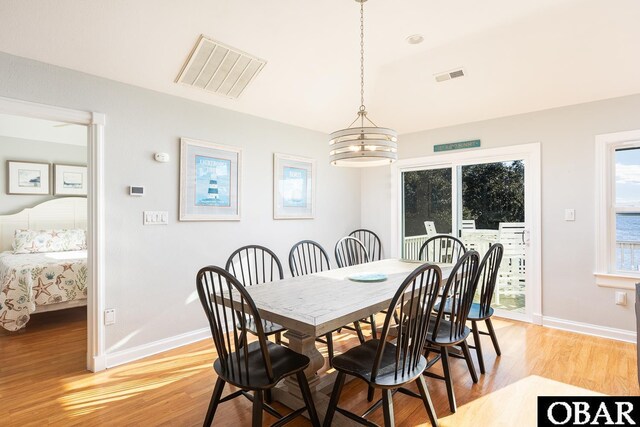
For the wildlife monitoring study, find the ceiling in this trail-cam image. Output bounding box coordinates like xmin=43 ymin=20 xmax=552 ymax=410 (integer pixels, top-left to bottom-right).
xmin=0 ymin=113 xmax=87 ymax=146
xmin=0 ymin=0 xmax=638 ymax=134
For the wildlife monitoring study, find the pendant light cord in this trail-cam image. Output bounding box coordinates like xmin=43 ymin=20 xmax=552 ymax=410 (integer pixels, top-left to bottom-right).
xmin=360 ymin=0 xmax=365 ymax=117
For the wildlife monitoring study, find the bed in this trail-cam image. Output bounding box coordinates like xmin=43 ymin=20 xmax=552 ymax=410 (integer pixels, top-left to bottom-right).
xmin=0 ymin=198 xmax=87 ymax=331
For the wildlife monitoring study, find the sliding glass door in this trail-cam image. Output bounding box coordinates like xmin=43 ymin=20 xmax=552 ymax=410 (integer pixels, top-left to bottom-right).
xmin=400 ymin=156 xmax=533 ymax=319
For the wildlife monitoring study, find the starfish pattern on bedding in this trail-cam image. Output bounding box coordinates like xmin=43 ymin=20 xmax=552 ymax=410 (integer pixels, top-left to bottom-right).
xmin=61 ymin=263 xmax=74 ymax=273
xmin=0 ymin=311 xmax=15 ymax=328
xmin=33 ymin=277 xmax=54 ymax=299
xmin=2 ymin=282 xmax=16 ymax=296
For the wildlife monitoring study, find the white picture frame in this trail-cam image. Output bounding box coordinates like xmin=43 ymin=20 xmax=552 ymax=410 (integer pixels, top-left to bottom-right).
xmin=54 ymin=164 xmax=87 ymax=196
xmin=6 ymin=160 xmax=50 ymax=195
xmin=180 ymin=138 xmax=242 ymax=221
xmin=273 ymin=153 xmax=315 ymax=219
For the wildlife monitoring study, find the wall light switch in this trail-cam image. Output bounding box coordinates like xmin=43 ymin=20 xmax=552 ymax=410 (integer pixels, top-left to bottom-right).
xmin=143 ymin=211 xmax=169 ymax=225
xmin=564 ymin=209 xmax=575 ymax=221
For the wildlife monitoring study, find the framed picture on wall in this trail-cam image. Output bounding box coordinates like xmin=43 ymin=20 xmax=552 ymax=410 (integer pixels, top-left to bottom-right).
xmin=54 ymin=164 xmax=87 ymax=196
xmin=273 ymin=153 xmax=315 ymax=219
xmin=6 ymin=160 xmax=50 ymax=195
xmin=180 ymin=138 xmax=242 ymax=221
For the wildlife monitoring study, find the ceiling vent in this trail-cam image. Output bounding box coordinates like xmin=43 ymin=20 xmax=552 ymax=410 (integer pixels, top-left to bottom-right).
xmin=176 ymin=35 xmax=266 ymax=99
xmin=434 ymin=68 xmax=465 ymax=83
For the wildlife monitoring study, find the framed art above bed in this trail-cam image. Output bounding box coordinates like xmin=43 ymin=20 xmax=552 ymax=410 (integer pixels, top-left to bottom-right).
xmin=54 ymin=164 xmax=88 ymax=196
xmin=6 ymin=160 xmax=50 ymax=195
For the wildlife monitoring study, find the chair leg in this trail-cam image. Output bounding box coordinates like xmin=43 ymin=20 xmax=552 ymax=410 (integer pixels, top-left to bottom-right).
xmin=252 ymin=390 xmax=264 ymax=427
xmin=275 ymin=331 xmax=282 ymax=345
xmin=471 ymin=321 xmax=485 ymax=375
xmin=382 ymin=389 xmax=395 ymax=426
xmin=485 ymin=318 xmax=501 ymax=356
xmin=296 ymin=371 xmax=320 ymax=427
xmin=440 ymin=347 xmax=456 ymax=413
xmin=367 ymin=385 xmax=375 ymax=402
xmin=323 ymin=372 xmax=346 ymax=427
xmin=265 ymin=389 xmax=273 ymax=404
xmin=326 ymin=333 xmax=334 ymax=367
xmin=203 ymin=377 xmax=225 ymax=427
xmin=370 ymin=315 xmax=378 ymax=339
xmin=353 ymin=321 xmax=366 ymax=344
xmin=461 ymin=339 xmax=478 ymax=384
xmin=416 ymin=375 xmax=438 ymax=427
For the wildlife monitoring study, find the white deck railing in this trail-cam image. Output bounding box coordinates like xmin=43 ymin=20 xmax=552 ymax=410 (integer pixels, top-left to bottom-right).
xmin=403 ymin=236 xmax=640 ymax=271
xmin=617 ymin=240 xmax=640 ymax=271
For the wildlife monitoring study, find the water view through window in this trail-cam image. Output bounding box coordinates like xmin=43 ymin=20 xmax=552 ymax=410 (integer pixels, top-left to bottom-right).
xmin=615 ymin=146 xmax=640 ymax=272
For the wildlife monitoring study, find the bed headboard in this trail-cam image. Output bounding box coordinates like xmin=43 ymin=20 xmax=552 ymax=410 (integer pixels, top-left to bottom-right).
xmin=0 ymin=198 xmax=87 ymax=252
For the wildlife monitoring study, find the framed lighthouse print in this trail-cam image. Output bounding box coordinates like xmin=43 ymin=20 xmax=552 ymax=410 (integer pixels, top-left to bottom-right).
xmin=180 ymin=138 xmax=241 ymax=221
xmin=273 ymin=153 xmax=315 ymax=219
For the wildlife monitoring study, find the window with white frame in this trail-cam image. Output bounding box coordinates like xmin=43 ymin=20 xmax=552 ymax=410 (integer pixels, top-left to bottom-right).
xmin=595 ymin=129 xmax=640 ymax=288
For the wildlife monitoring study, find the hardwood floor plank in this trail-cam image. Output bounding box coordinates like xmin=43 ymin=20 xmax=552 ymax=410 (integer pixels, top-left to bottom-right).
xmin=1 ymin=308 xmax=638 ymax=426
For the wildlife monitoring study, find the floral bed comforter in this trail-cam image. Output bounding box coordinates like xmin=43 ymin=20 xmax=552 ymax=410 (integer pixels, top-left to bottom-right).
xmin=0 ymin=250 xmax=87 ymax=331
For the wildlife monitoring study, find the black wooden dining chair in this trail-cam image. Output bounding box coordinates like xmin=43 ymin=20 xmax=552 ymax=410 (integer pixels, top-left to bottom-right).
xmin=466 ymin=243 xmax=504 ymax=374
xmin=418 ymin=235 xmax=466 ymax=264
xmin=335 ymin=236 xmax=370 ymax=268
xmin=349 ymin=229 xmax=383 ymax=261
xmin=323 ymin=263 xmax=442 ymax=427
xmin=334 ymin=236 xmax=377 ymax=343
xmin=226 ymin=245 xmax=286 ymax=345
xmin=196 ymin=265 xmax=320 ymax=427
xmin=423 ymin=250 xmax=480 ymax=413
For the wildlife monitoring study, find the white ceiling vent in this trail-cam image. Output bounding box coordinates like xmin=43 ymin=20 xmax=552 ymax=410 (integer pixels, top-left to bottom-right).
xmin=434 ymin=68 xmax=466 ymax=83
xmin=176 ymin=35 xmax=266 ymax=99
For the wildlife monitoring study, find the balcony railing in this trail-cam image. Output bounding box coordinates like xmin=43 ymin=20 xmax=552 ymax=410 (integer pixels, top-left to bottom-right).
xmin=617 ymin=240 xmax=640 ymax=272
xmin=403 ymin=236 xmax=640 ymax=272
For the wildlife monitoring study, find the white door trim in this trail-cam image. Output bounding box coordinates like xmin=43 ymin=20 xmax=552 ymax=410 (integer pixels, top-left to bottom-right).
xmin=390 ymin=143 xmax=542 ymax=324
xmin=0 ymin=96 xmax=106 ymax=371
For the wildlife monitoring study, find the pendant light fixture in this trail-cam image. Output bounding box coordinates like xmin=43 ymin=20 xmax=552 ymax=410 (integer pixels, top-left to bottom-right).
xmin=329 ymin=0 xmax=398 ymax=167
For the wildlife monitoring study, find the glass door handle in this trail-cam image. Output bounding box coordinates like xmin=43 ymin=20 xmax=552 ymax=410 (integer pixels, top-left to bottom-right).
xmin=523 ymin=229 xmax=531 ymax=246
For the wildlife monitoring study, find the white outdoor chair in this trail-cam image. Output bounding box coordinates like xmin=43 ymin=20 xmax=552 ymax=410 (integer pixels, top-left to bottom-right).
xmin=424 ymin=221 xmax=437 ymax=236
xmin=461 ymin=219 xmax=476 ymax=230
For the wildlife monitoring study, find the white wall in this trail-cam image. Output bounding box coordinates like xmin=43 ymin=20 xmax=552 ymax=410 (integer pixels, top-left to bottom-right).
xmin=0 ymin=52 xmax=361 ymax=354
xmin=363 ymin=94 xmax=640 ymax=333
xmin=0 ymin=135 xmax=87 ymax=215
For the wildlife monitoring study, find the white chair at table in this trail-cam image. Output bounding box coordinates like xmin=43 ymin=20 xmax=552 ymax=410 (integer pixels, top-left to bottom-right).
xmin=496 ymin=222 xmax=526 ymax=304
xmin=424 ymin=220 xmax=438 ymax=236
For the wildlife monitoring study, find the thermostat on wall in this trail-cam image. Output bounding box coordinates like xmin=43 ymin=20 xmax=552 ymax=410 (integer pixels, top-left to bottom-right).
xmin=130 ymin=186 xmax=145 ymax=196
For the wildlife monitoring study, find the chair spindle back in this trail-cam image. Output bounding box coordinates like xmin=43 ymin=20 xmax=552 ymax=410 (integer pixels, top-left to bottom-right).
xmin=225 ymin=245 xmax=284 ymax=286
xmin=289 ymin=240 xmax=331 ymax=277
xmin=349 ymin=229 xmax=383 ymax=261
xmin=419 ymin=235 xmax=466 ymax=264
xmin=334 ymin=236 xmax=370 ymax=268
xmin=475 ymin=243 xmax=504 ymax=318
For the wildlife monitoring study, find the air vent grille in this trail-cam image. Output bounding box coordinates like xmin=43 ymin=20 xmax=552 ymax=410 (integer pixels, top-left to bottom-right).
xmin=434 ymin=68 xmax=465 ymax=83
xmin=176 ymin=35 xmax=266 ymax=99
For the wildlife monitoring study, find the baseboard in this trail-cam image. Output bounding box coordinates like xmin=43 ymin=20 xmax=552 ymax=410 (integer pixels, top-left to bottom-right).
xmin=542 ymin=316 xmax=636 ymax=343
xmin=105 ymin=327 xmax=210 ymax=368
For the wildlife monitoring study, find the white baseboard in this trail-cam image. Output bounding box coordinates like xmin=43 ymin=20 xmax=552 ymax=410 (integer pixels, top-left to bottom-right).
xmin=105 ymin=327 xmax=210 ymax=368
xmin=542 ymin=316 xmax=636 ymax=343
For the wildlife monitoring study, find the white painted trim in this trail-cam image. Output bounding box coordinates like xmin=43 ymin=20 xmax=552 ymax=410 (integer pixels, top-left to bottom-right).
xmin=0 ymin=96 xmax=106 ymax=372
xmin=542 ymin=316 xmax=636 ymax=343
xmin=105 ymin=328 xmax=211 ymax=368
xmin=594 ymin=272 xmax=639 ymax=290
xmin=594 ymin=129 xmax=640 ymax=289
xmin=390 ymin=143 xmax=542 ymax=324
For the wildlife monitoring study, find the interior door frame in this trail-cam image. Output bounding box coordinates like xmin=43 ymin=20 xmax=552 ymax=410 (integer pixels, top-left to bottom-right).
xmin=0 ymin=96 xmax=106 ymax=371
xmin=390 ymin=143 xmax=542 ymax=324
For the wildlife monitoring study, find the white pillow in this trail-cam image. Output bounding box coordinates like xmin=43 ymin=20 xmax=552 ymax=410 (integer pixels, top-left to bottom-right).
xmin=12 ymin=229 xmax=87 ymax=254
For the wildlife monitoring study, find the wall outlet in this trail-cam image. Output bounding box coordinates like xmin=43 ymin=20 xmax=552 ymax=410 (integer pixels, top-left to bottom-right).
xmin=564 ymin=209 xmax=575 ymax=221
xmin=615 ymin=291 xmax=627 ymax=306
xmin=104 ymin=308 xmax=116 ymax=325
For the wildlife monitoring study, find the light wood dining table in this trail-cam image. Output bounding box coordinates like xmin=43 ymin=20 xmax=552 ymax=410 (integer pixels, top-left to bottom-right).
xmin=242 ymin=258 xmax=454 ymax=424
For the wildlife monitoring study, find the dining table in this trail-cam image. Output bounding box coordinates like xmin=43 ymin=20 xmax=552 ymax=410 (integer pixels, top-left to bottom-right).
xmin=242 ymin=258 xmax=454 ymax=424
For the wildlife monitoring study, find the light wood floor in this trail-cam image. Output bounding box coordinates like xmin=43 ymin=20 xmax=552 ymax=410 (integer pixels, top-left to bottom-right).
xmin=1 ymin=307 xmax=638 ymax=426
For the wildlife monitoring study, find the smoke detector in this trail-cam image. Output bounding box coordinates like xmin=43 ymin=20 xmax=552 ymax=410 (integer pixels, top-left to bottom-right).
xmin=434 ymin=68 xmax=466 ymax=83
xmin=176 ymin=35 xmax=266 ymax=99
